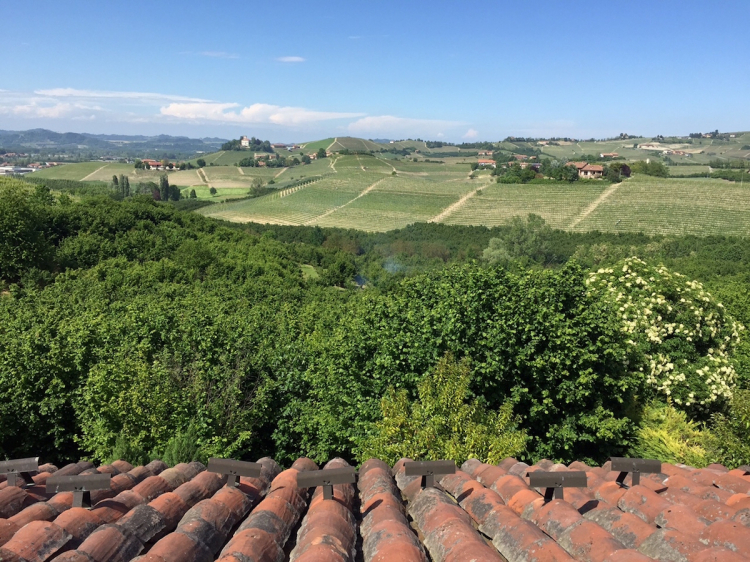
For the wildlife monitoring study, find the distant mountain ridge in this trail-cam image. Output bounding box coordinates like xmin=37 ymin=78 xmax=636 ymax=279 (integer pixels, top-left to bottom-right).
xmin=0 ymin=128 xmax=228 ymax=159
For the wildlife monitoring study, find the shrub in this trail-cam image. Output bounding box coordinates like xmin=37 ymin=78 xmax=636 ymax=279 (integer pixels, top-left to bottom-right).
xmin=357 ymin=354 xmax=527 ymax=465
xmin=157 ymin=425 xmax=204 ymax=466
xmin=630 ymin=403 xmax=709 ymax=467
xmin=587 ymin=257 xmax=744 ymax=415
xmin=705 ymin=389 xmax=750 ymax=468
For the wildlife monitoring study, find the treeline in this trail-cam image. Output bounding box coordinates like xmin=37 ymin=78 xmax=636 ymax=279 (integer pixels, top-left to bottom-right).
xmin=222 ymin=136 xmax=273 ymax=152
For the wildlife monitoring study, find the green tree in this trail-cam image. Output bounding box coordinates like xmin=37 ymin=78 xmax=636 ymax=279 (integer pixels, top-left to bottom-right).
xmin=189 ymin=189 xmax=197 ymax=199
xmin=482 ymin=214 xmax=556 ymax=265
xmin=0 ymin=183 xmax=52 ymax=282
xmin=209 ymin=187 xmax=217 ymax=195
xmin=358 ymin=354 xmax=528 ymax=465
xmin=197 ymin=158 xmax=206 ymax=168
xmin=112 ymin=175 xmax=119 ymax=186
xmin=159 ymin=174 xmax=169 ymax=202
xmin=316 ymin=148 xmax=327 ymax=159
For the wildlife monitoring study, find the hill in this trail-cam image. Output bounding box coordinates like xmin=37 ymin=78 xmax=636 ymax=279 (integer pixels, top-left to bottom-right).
xmin=20 ymin=133 xmax=750 ymax=236
xmin=326 ymin=136 xmax=384 ymax=153
xmin=0 ymin=128 xmax=226 ymax=160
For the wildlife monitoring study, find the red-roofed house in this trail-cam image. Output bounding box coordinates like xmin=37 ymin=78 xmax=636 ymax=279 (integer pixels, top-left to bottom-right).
xmin=477 ymin=159 xmax=496 ymax=168
xmin=580 ymin=164 xmax=603 ymax=178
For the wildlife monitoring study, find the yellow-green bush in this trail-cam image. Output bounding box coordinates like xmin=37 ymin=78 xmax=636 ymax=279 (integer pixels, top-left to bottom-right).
xmin=357 ymin=354 xmax=528 ymax=465
xmin=630 ymin=403 xmax=710 ymax=467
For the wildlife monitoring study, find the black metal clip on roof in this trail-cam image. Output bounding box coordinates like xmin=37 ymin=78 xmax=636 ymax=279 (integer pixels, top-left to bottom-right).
xmin=527 ymin=470 xmax=587 ymax=502
xmin=297 ymin=467 xmax=357 ymax=500
xmin=207 ymin=458 xmax=262 ymax=488
xmin=0 ymin=457 xmax=39 ymax=488
xmin=46 ymin=473 xmax=111 ymax=508
xmin=404 ymin=460 xmax=456 ymax=488
xmin=610 ymin=457 xmax=661 ymax=487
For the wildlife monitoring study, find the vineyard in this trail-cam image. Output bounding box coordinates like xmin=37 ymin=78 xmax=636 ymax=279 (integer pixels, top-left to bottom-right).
xmin=24 ymin=144 xmax=750 ymax=235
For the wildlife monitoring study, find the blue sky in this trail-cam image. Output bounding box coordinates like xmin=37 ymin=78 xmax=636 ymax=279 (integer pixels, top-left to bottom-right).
xmin=1 ymin=0 xmax=748 ymax=142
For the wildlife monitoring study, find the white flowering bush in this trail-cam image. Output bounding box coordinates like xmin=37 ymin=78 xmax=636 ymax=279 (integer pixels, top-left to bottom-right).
xmin=586 ymin=257 xmax=744 ymax=414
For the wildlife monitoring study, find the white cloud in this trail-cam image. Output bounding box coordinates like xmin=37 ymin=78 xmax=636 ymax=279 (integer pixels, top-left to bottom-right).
xmin=34 ymin=88 xmax=211 ymax=103
xmin=463 ymin=128 xmax=479 ymax=139
xmin=200 ymin=51 xmax=240 ymax=59
xmin=276 ymin=56 xmax=305 ymax=63
xmin=6 ymin=102 xmax=76 ymax=118
xmin=160 ymin=101 xmax=364 ymax=125
xmin=347 ymin=115 xmax=464 ymax=137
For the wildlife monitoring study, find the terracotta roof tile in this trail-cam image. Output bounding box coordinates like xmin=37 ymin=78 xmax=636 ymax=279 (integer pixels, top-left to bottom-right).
xmin=2 ymin=455 xmax=749 ymax=560
xmin=584 ymin=506 xmax=656 ymax=549
xmin=0 ymin=519 xmax=71 ymax=561
xmin=617 ymin=485 xmax=672 ymax=524
xmin=638 ymin=527 xmax=708 ymax=559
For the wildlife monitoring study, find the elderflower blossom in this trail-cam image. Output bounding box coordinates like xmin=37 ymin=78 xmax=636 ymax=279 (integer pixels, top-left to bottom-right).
xmin=587 ymin=257 xmax=742 ymax=412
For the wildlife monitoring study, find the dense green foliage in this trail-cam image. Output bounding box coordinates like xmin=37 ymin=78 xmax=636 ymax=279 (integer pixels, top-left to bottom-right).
xmin=358 ymin=354 xmax=527 ymax=465
xmin=630 ymin=160 xmax=670 ymax=177
xmin=630 ymin=403 xmax=710 ymax=467
xmin=1 ymin=176 xmax=748 ymax=468
xmin=222 ymin=137 xmax=273 ymax=152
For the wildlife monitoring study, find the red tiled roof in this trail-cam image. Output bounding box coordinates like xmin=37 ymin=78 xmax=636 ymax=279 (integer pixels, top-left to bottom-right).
xmin=583 ymin=164 xmax=604 ymax=172
xmin=1 ymin=457 xmax=749 ymax=561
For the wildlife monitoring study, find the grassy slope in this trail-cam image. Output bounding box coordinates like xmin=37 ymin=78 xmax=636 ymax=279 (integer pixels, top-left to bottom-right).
xmin=30 ymin=162 xmax=109 ymax=181
xmin=327 ymin=137 xmax=383 ymax=153
xmin=574 ymin=175 xmax=750 ymax=236
xmin=299 ymin=138 xmax=335 ymax=152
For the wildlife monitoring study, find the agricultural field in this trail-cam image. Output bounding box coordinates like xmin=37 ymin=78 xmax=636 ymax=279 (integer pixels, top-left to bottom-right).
xmin=326 ymin=137 xmax=383 ymax=153
xmin=668 ymin=165 xmax=711 ymax=175
xmin=200 ymin=172 xmax=384 ymax=225
xmin=572 ymin=175 xmax=750 ymax=237
xmin=30 ymin=162 xmax=114 ymax=181
xmin=442 ymin=182 xmax=606 ymax=230
xmin=538 ymin=139 xmax=649 ymax=161
xmin=298 ymin=138 xmax=335 ymax=152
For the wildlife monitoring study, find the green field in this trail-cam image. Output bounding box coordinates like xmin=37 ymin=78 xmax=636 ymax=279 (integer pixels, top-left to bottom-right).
xmin=200 ymin=172 xmax=384 ymax=225
xmin=668 ymin=165 xmax=711 ymax=175
xmin=443 ymin=182 xmax=606 ymax=230
xmin=299 ymin=138 xmax=335 ymax=152
xmin=326 ymin=136 xmax=383 ymax=153
xmin=31 ymin=162 xmax=112 ymax=181
xmin=572 ymin=175 xmax=750 ymax=237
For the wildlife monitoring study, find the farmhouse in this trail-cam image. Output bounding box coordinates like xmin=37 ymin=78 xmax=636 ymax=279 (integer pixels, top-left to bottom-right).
xmin=142 ymin=159 xmax=162 ymax=169
xmin=580 ymin=164 xmax=603 ymax=178
xmin=272 ymin=143 xmax=287 ymax=149
xmin=240 ymin=136 xmax=250 ymax=148
xmin=255 ymin=153 xmax=278 ymax=160
xmin=477 ymin=159 xmax=496 ymax=168
xmin=566 ymin=161 xmax=603 ymax=178
xmin=599 ymin=152 xmax=619 ymax=158
xmin=477 ymin=150 xmax=494 ymax=156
